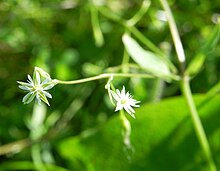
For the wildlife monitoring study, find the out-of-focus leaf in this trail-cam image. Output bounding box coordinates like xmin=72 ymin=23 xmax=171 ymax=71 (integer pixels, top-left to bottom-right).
xmin=185 ymin=53 xmax=205 ymax=76
xmin=57 ymin=95 xmax=220 ymax=171
xmin=122 ymin=34 xmax=172 ymax=79
xmin=186 ymin=24 xmax=220 ymax=76
xmin=201 ymin=24 xmax=220 ymax=54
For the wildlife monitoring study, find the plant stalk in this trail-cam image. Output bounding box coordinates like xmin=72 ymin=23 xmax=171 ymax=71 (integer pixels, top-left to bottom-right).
xmin=159 ymin=0 xmax=185 ymax=67
xmin=181 ymin=76 xmax=217 ymax=171
xmin=55 ymin=73 xmax=153 ymax=85
xmin=160 ymin=0 xmax=217 ymax=169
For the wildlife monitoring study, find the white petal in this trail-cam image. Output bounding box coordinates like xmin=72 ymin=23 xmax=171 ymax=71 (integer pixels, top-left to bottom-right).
xmin=125 ymin=92 xmax=130 ymax=98
xmin=111 ymin=91 xmax=120 ymax=101
xmin=35 ymin=71 xmax=41 ymax=85
xmin=126 ymin=105 xmax=135 ymax=114
xmin=27 ymin=75 xmax=34 ymax=84
xmin=22 ymin=92 xmax=35 ymax=104
xmin=19 ymin=85 xmax=31 ymax=91
xmin=43 ymin=91 xmax=52 ymax=98
xmin=129 ymin=113 xmax=136 ymax=119
xmin=43 ymin=84 xmax=54 ymax=90
xmin=131 ymin=104 xmax=140 ymax=108
xmin=121 ymin=86 xmax=126 ymax=97
xmin=124 ymin=106 xmax=132 ymax=115
xmin=116 ymin=89 xmax=121 ymax=97
xmin=39 ymin=92 xmax=50 ymax=106
xmin=115 ymin=103 xmax=123 ymax=112
xmin=35 ymin=93 xmax=41 ymax=104
xmin=41 ymin=78 xmax=51 ymax=85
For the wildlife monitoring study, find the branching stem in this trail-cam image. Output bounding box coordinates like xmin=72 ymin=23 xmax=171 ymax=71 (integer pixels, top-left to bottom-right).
xmin=55 ymin=73 xmax=153 ymax=85
xmin=160 ymin=0 xmax=217 ymax=170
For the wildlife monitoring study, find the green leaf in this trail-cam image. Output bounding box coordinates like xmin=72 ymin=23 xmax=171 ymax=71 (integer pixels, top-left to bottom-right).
xmin=185 ymin=53 xmax=205 ymax=76
xmin=57 ymin=94 xmax=220 ymax=171
xmin=122 ymin=34 xmax=171 ymax=79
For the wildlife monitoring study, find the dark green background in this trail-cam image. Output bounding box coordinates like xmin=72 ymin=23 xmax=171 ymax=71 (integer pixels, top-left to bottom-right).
xmin=0 ymin=0 xmax=220 ymax=170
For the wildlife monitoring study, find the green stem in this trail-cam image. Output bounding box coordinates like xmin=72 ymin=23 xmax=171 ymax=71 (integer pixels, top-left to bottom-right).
xmin=121 ymin=49 xmax=130 ymax=73
xmin=96 ymin=6 xmax=163 ymax=56
xmin=31 ymin=144 xmax=45 ymax=171
xmin=90 ymin=1 xmax=104 ymax=47
xmin=160 ymin=0 xmax=216 ymax=169
xmin=55 ymin=73 xmax=153 ymax=85
xmin=126 ymin=0 xmax=151 ymax=26
xmin=119 ymin=110 xmax=132 ymax=147
xmin=159 ymin=0 xmax=185 ymax=66
xmin=181 ymin=76 xmax=217 ymax=171
xmin=96 ymin=6 xmax=177 ymax=73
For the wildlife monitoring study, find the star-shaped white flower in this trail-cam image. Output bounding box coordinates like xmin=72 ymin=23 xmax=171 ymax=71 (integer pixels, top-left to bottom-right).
xmin=17 ymin=68 xmax=56 ymax=106
xmin=111 ymin=86 xmax=140 ymax=118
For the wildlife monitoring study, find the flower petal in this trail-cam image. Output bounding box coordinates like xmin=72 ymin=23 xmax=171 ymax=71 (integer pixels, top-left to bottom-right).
xmin=126 ymin=105 xmax=135 ymax=114
xmin=111 ymin=90 xmax=120 ymax=101
xmin=27 ymin=75 xmax=34 ymax=85
xmin=35 ymin=93 xmax=41 ymax=104
xmin=43 ymin=91 xmax=52 ymax=98
xmin=18 ymin=85 xmax=31 ymax=91
xmin=39 ymin=92 xmax=50 ymax=106
xmin=110 ymin=86 xmax=140 ymax=118
xmin=43 ymin=84 xmax=54 ymax=90
xmin=116 ymin=89 xmax=121 ymax=97
xmin=41 ymin=78 xmax=50 ymax=84
xmin=22 ymin=92 xmax=35 ymax=104
xmin=17 ymin=81 xmax=33 ymax=88
xmin=121 ymin=86 xmax=126 ymax=96
xmin=115 ymin=102 xmax=123 ymax=111
xmin=35 ymin=71 xmax=41 ymax=85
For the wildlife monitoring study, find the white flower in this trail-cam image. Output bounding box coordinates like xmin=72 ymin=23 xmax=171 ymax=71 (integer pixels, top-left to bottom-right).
xmin=17 ymin=68 xmax=56 ymax=106
xmin=111 ymin=86 xmax=140 ymax=118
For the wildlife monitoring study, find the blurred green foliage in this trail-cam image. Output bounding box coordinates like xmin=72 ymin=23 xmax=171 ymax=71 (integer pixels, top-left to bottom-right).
xmin=0 ymin=0 xmax=220 ymax=170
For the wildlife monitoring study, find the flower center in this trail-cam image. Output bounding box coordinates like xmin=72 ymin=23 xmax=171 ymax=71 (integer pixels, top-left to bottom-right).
xmin=35 ymin=85 xmax=43 ymax=92
xmin=121 ymin=99 xmax=127 ymax=105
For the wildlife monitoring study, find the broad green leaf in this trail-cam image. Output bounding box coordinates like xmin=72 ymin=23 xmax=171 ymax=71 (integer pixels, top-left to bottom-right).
xmin=57 ymin=95 xmax=220 ymax=171
xmin=122 ymin=34 xmax=171 ymax=79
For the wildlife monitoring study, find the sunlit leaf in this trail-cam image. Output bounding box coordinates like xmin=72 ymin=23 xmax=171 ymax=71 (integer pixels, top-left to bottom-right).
xmin=122 ymin=34 xmax=171 ymax=79
xmin=57 ymin=95 xmax=220 ymax=171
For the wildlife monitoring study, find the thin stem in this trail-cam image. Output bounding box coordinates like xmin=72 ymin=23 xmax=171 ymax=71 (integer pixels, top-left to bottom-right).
xmin=90 ymin=2 xmax=104 ymax=47
xmin=55 ymin=73 xmax=153 ymax=85
xmin=96 ymin=6 xmax=163 ymax=56
xmin=159 ymin=0 xmax=185 ymax=73
xmin=181 ymin=76 xmax=217 ymax=171
xmin=97 ymin=6 xmax=177 ymax=73
xmin=127 ymin=0 xmax=151 ymax=26
xmin=121 ymin=49 xmax=130 ymax=73
xmin=105 ymin=63 xmax=141 ymax=73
